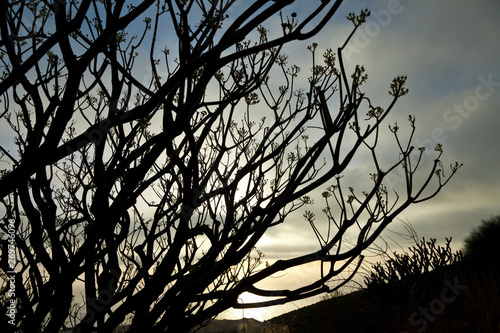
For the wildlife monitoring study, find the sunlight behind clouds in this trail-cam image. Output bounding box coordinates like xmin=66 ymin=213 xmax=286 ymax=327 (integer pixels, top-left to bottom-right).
xmin=225 ymin=0 xmax=500 ymax=318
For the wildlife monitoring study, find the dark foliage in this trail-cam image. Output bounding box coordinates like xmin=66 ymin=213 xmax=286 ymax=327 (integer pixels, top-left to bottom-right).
xmin=463 ymin=215 xmax=500 ymax=269
xmin=364 ymin=237 xmax=463 ymax=294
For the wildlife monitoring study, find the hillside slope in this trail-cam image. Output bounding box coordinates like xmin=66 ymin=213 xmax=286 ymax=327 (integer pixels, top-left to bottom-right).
xmin=270 ymin=263 xmax=500 ymax=332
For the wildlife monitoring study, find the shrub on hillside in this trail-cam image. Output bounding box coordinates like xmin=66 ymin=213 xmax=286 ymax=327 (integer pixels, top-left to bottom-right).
xmin=364 ymin=237 xmax=463 ymax=293
xmin=463 ymin=215 xmax=500 ymax=269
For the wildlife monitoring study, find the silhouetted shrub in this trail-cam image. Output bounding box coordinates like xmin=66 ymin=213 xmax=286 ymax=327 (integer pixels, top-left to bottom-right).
xmin=463 ymin=215 xmax=500 ymax=269
xmin=364 ymin=237 xmax=463 ymax=292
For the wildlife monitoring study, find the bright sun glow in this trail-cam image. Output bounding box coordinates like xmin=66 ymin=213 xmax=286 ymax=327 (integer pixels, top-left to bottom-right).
xmin=219 ymin=292 xmax=276 ymax=321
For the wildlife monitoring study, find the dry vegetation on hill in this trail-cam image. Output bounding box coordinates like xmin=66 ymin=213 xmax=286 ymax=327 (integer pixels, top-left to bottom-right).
xmin=270 ymin=221 xmax=500 ymax=333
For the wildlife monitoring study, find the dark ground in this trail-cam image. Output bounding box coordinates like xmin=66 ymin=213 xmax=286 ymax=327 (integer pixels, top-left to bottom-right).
xmin=270 ymin=262 xmax=500 ymax=333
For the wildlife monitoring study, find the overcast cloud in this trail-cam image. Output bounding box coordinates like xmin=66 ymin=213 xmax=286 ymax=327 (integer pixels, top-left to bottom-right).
xmin=340 ymin=0 xmax=500 ymax=241
xmin=225 ymin=0 xmax=500 ymax=320
xmin=266 ymin=0 xmax=500 ymax=250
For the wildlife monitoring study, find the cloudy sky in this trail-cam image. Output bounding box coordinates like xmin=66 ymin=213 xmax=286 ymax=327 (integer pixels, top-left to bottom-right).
xmin=222 ymin=0 xmax=500 ymax=321
xmin=323 ymin=0 xmax=500 ymax=247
